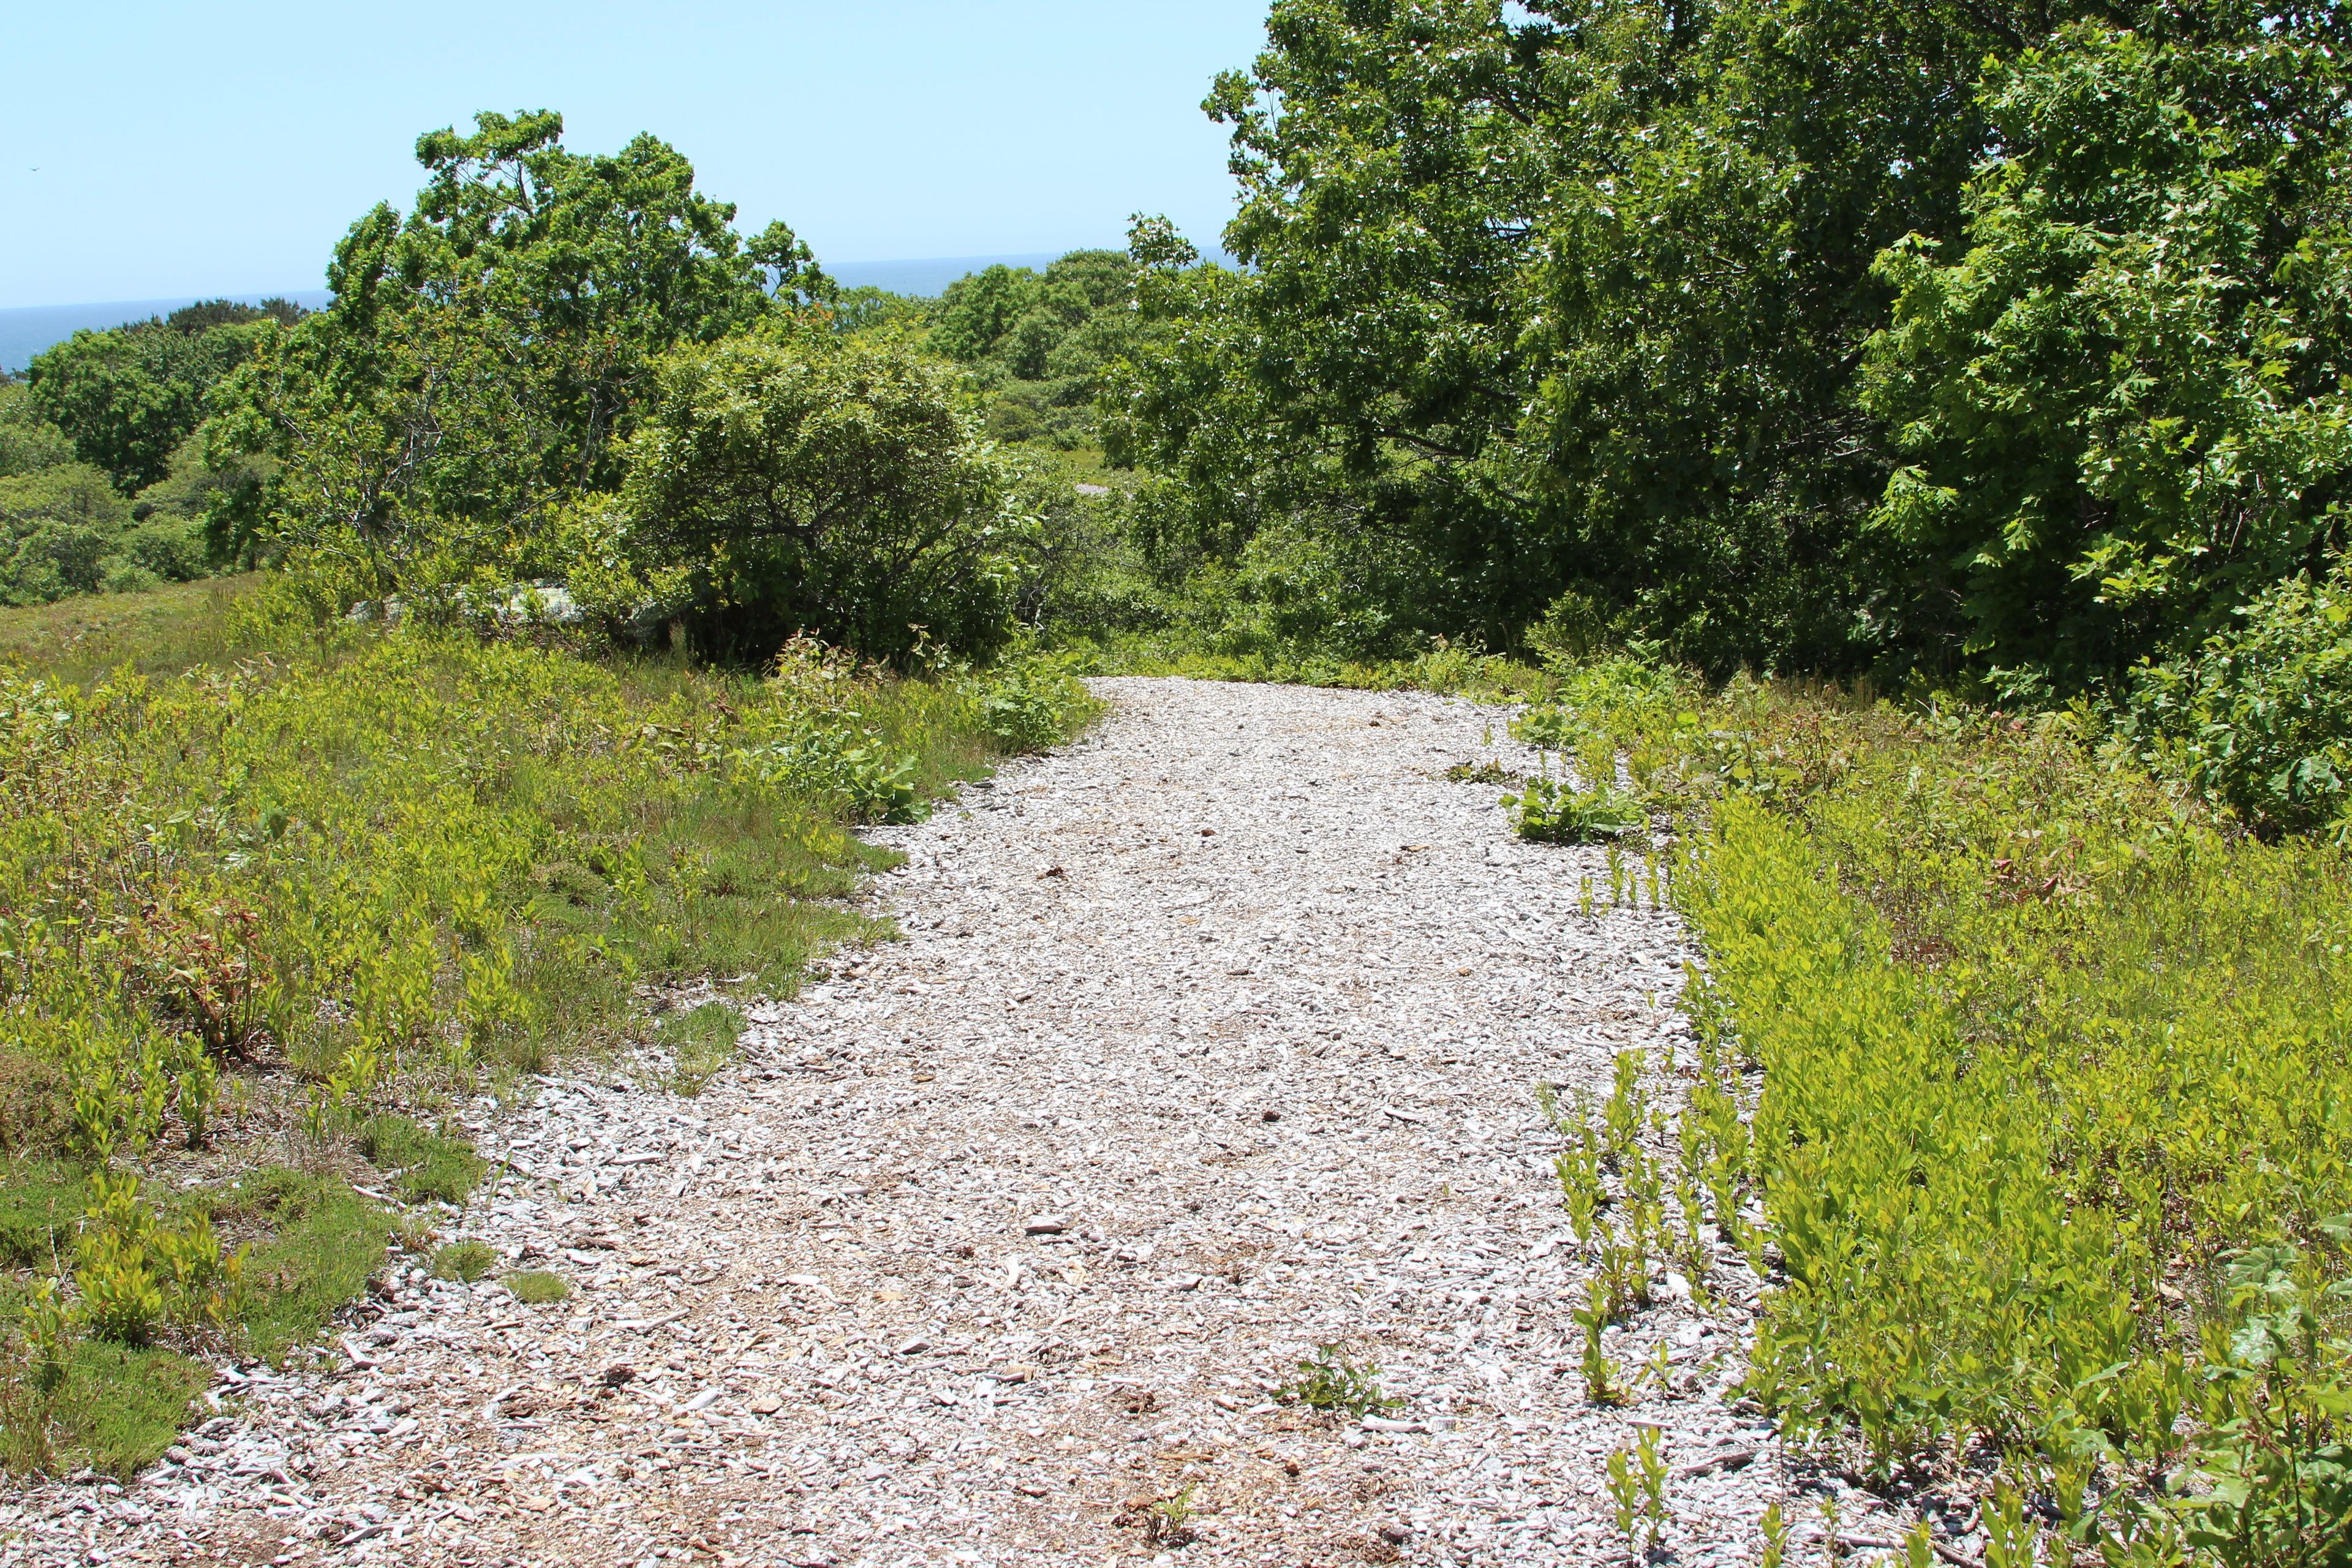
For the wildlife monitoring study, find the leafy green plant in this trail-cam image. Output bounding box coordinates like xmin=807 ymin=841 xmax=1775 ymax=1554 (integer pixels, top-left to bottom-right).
xmin=1140 ymin=1483 xmax=1199 ymax=1547
xmin=1978 ymin=1483 xmax=2039 ymax=1568
xmin=2173 ymin=1233 xmax=2352 ymax=1566
xmin=1607 ymin=1425 xmax=1670 ymax=1559
xmin=2129 ymin=558 xmax=2352 ymax=838
xmin=1574 ymin=1281 xmax=1626 ymax=1408
xmin=1503 ymin=777 xmax=1644 ymax=844
xmin=1277 ymin=1344 xmax=1401 ymax=1419
xmin=73 ymin=1170 xmax=242 ymax=1343
xmin=974 ymin=658 xmax=1098 ymax=754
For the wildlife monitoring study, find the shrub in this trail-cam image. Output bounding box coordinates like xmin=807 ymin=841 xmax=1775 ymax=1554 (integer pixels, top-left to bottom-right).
xmin=621 ymin=329 xmax=1032 ymax=664
xmin=2130 ymin=559 xmax=2352 ymax=837
xmin=974 ymin=657 xmax=1099 ymax=754
xmin=0 ymin=464 xmax=128 ymax=605
xmin=0 ymin=386 xmax=74 ymax=481
xmin=1502 ymin=777 xmax=1643 ymax=843
xmin=115 ymin=518 xmax=208 ymax=584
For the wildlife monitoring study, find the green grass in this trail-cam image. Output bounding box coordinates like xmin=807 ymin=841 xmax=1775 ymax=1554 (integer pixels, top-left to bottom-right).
xmin=34 ymin=1344 xmax=209 ymax=1476
xmin=660 ymin=1001 xmax=742 ymax=1097
xmin=0 ymin=573 xmax=259 ymax=684
xmin=431 ymin=1240 xmax=496 ymax=1282
xmin=356 ymin=1116 xmax=484 ymax=1205
xmin=0 ymin=1162 xmax=81 ymax=1272
xmin=504 ymin=1270 xmax=567 ymax=1305
xmin=206 ymin=1167 xmax=394 ymax=1362
xmin=0 ymin=1163 xmax=388 ymax=1475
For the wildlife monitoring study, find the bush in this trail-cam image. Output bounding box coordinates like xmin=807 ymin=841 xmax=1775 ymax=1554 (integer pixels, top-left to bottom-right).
xmin=1503 ymin=777 xmax=1643 ymax=843
xmin=621 ymin=329 xmax=1032 ymax=665
xmin=0 ymin=464 xmax=129 ymax=605
xmin=2130 ymin=559 xmax=2352 ymax=837
xmin=974 ymin=657 xmax=1099 ymax=754
xmin=0 ymin=386 xmax=74 ymax=481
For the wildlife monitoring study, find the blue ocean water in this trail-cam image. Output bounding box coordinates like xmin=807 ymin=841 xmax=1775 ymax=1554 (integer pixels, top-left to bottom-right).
xmin=0 ymin=292 xmax=334 ymax=373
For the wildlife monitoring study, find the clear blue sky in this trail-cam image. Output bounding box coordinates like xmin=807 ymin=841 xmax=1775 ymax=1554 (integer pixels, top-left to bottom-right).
xmin=0 ymin=1 xmax=1270 ymax=310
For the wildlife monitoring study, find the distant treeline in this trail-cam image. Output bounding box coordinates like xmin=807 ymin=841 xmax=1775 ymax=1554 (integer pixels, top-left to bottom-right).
xmin=0 ymin=120 xmax=1146 ymax=652
xmin=0 ymin=300 xmax=304 ymax=603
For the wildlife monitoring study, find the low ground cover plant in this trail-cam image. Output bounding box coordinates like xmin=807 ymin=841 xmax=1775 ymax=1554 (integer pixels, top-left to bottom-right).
xmin=0 ymin=581 xmax=1090 ymax=1474
xmin=1508 ymin=660 xmax=2352 ymax=1558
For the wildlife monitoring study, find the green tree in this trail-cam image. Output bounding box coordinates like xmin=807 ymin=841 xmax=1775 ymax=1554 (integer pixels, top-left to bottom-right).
xmin=1863 ymin=24 xmax=2352 ymax=692
xmin=620 ymin=328 xmax=1028 ymax=663
xmin=935 ymin=251 xmax=1138 ymax=447
xmin=1111 ymin=0 xmax=2351 ymax=677
xmin=0 ymin=385 xmax=75 ymax=480
xmin=0 ymin=464 xmax=133 ymax=604
xmin=25 ymin=316 xmax=277 ymax=491
xmin=211 ymin=109 xmax=832 ymax=590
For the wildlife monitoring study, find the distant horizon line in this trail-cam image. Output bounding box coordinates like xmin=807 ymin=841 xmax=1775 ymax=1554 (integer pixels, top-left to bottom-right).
xmin=0 ymin=247 xmax=1192 ymax=317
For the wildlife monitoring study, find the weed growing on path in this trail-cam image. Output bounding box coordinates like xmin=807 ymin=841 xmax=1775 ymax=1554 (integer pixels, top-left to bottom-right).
xmin=1606 ymin=1425 xmax=1671 ymax=1560
xmin=660 ymin=1001 xmax=744 ymax=1097
xmin=430 ymin=1241 xmax=496 ymax=1283
xmin=1279 ymin=1345 xmax=1401 ymax=1419
xmin=503 ymin=1270 xmax=568 ymax=1305
xmin=1504 ymin=776 xmax=1644 ymax=843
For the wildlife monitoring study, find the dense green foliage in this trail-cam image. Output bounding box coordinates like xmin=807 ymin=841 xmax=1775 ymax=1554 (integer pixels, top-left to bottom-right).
xmin=24 ymin=300 xmax=298 ymax=493
xmin=620 ymin=328 xmax=1031 ymax=663
xmin=1866 ymin=24 xmax=2352 ymax=692
xmin=932 ymin=251 xmax=1137 ymax=447
xmin=208 ymin=112 xmax=829 ymax=603
xmin=2130 ymin=559 xmax=2352 ymax=837
xmin=1457 ymin=650 xmax=2352 ymax=1556
xmin=1104 ymin=0 xmax=2352 ymax=699
xmin=0 ymin=310 xmax=285 ymax=607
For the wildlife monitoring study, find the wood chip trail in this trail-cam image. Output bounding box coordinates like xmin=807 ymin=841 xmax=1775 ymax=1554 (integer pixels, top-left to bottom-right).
xmin=20 ymin=677 xmax=1842 ymax=1568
